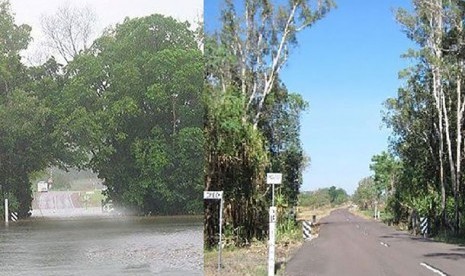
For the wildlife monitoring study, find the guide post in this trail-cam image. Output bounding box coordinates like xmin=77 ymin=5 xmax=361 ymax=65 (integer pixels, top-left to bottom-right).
xmin=4 ymin=198 xmax=8 ymax=226
xmin=266 ymin=173 xmax=282 ymax=276
xmin=204 ymin=191 xmax=224 ymax=272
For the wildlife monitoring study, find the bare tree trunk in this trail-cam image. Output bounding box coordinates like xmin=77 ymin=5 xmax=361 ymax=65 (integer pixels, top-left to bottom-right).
xmin=455 ymin=71 xmax=462 ymax=233
xmin=453 ymin=16 xmax=464 ymax=235
xmin=426 ymin=0 xmax=447 ymax=222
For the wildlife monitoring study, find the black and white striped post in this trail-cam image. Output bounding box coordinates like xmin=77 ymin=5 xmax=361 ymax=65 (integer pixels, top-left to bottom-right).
xmin=420 ymin=217 xmax=428 ymax=238
xmin=10 ymin=212 xmax=18 ymax=222
xmin=303 ymin=221 xmax=312 ymax=240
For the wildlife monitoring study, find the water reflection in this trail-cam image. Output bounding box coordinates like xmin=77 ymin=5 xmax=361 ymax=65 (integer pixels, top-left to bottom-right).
xmin=0 ymin=216 xmax=202 ymax=275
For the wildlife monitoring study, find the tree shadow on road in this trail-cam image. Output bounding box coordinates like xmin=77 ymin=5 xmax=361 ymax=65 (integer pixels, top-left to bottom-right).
xmin=424 ymin=252 xmax=465 ymax=260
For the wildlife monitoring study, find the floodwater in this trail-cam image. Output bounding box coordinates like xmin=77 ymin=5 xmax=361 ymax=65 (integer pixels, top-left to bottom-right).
xmin=0 ymin=216 xmax=203 ymax=275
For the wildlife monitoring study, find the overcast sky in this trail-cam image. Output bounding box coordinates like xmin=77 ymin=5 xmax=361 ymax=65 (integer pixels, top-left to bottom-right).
xmin=9 ymin=0 xmax=203 ymax=64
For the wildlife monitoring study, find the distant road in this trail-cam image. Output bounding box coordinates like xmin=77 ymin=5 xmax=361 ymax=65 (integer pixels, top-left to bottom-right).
xmin=285 ymin=208 xmax=465 ymax=276
xmin=32 ymin=191 xmax=103 ymax=217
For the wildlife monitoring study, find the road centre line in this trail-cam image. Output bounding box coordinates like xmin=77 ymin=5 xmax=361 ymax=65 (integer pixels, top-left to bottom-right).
xmin=420 ymin=262 xmax=448 ymax=276
xmin=379 ymin=241 xmax=389 ymax=247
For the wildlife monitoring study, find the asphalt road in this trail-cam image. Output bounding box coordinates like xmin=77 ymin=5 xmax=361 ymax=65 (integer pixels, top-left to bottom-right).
xmin=31 ymin=191 xmax=103 ymax=217
xmin=285 ymin=208 xmax=465 ymax=276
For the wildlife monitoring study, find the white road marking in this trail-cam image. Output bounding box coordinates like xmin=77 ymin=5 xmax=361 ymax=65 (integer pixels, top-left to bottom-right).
xmin=420 ymin=262 xmax=448 ymax=276
xmin=379 ymin=241 xmax=389 ymax=247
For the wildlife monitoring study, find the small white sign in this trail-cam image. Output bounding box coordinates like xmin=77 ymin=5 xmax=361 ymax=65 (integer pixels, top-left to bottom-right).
xmin=203 ymin=191 xmax=223 ymax=200
xmin=266 ymin=173 xmax=282 ymax=184
xmin=269 ymin=206 xmax=277 ymax=223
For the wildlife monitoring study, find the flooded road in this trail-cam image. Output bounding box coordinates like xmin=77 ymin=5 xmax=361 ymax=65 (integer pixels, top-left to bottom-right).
xmin=0 ymin=216 xmax=202 ymax=275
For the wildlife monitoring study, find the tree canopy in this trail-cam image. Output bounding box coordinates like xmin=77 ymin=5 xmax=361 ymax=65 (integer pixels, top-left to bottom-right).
xmin=0 ymin=1 xmax=204 ymax=217
xmin=204 ymin=0 xmax=334 ymax=247
xmin=376 ymin=0 xmax=465 ymax=236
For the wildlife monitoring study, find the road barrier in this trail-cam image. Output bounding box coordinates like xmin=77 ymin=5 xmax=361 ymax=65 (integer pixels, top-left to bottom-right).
xmin=303 ymin=221 xmax=312 ymax=240
xmin=420 ymin=217 xmax=428 ymax=237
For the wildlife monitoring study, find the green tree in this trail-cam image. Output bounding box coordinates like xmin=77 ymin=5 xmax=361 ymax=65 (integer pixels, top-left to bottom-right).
xmin=62 ymin=14 xmax=204 ymax=215
xmin=0 ymin=1 xmax=75 ymax=217
xmin=328 ymin=186 xmax=348 ymax=206
xmin=260 ymin=84 xmax=309 ymax=206
xmin=387 ymin=0 xmax=465 ymax=235
xmin=353 ymin=177 xmax=377 ymax=211
xmin=204 ymin=0 xmax=334 ymax=247
xmin=370 ymin=152 xmax=402 ymax=198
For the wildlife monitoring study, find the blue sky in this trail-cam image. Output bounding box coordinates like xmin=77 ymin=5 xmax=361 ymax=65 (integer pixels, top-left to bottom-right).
xmin=205 ymin=0 xmax=414 ymax=194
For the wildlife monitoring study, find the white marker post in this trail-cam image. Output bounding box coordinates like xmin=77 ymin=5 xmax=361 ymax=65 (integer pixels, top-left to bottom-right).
xmin=268 ymin=206 xmax=277 ymax=276
xmin=266 ymin=173 xmax=282 ymax=276
xmin=4 ymin=198 xmax=8 ymax=226
xmin=204 ymin=191 xmax=224 ymax=272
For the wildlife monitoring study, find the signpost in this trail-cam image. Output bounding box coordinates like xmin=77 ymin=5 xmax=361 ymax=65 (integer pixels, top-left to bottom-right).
xmin=204 ymin=191 xmax=224 ymax=272
xmin=266 ymin=173 xmax=282 ymax=276
xmin=268 ymin=206 xmax=277 ymax=276
xmin=267 ymin=173 xmax=282 ymax=206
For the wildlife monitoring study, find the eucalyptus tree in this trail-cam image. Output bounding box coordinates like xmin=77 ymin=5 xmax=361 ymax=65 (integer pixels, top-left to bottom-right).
xmin=210 ymin=0 xmax=335 ymax=127
xmin=205 ymin=0 xmax=334 ymax=247
xmin=391 ymin=0 xmax=465 ymax=233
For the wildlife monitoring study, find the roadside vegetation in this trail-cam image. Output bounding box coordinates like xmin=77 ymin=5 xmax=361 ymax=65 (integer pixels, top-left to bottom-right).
xmin=204 ymin=0 xmax=335 ymax=250
xmin=352 ymin=0 xmax=465 ymax=241
xmin=204 ymin=186 xmax=349 ymax=275
xmin=0 ymin=1 xmax=203 ymax=218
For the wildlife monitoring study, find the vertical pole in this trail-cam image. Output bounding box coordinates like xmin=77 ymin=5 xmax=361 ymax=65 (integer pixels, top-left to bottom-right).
xmin=4 ymin=198 xmax=8 ymax=226
xmin=268 ymin=206 xmax=276 ymax=276
xmin=272 ymin=183 xmax=275 ymax=207
xmin=218 ymin=196 xmax=223 ymax=272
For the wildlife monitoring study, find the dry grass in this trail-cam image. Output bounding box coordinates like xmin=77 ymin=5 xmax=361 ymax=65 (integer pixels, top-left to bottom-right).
xmin=204 ymin=204 xmax=347 ymax=275
xmin=297 ymin=205 xmax=338 ymax=222
xmin=204 ymin=240 xmax=301 ymax=276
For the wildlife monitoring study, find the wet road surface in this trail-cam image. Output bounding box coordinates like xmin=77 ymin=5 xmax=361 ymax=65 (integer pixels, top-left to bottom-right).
xmin=285 ymin=208 xmax=465 ymax=276
xmin=0 ymin=216 xmax=202 ymax=275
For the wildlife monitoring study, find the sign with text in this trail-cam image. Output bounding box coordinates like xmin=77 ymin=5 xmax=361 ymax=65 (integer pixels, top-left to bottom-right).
xmin=266 ymin=173 xmax=282 ymax=184
xmin=204 ymin=190 xmax=224 ymax=272
xmin=269 ymin=206 xmax=277 ymax=223
xmin=203 ymin=191 xmax=223 ymax=200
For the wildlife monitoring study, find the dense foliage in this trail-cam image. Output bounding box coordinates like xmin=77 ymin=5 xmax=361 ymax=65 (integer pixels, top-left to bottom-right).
xmin=0 ymin=1 xmax=75 ymax=217
xmin=0 ymin=1 xmax=204 ymax=217
xmin=63 ymin=15 xmax=204 ymax=215
xmin=204 ymin=0 xmax=335 ymax=247
xmin=360 ymin=0 xmax=465 ymax=237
